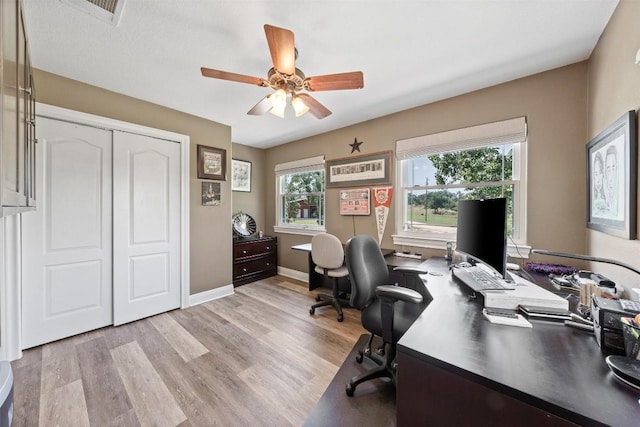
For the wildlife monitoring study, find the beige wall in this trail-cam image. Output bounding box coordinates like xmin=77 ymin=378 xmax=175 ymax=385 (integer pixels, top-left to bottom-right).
xmin=231 ymin=143 xmax=267 ymax=234
xmin=32 ymin=0 xmax=640 ymax=295
xmin=587 ymin=0 xmax=640 ymax=290
xmin=266 ymin=62 xmax=589 ymax=274
xmin=34 ymin=70 xmax=233 ymax=295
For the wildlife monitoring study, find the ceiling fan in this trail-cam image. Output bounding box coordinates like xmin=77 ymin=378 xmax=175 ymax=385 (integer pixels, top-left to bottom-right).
xmin=201 ymin=24 xmax=364 ymax=120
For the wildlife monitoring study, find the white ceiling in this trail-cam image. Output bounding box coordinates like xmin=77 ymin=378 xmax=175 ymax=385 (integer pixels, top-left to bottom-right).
xmin=22 ymin=0 xmax=619 ymax=149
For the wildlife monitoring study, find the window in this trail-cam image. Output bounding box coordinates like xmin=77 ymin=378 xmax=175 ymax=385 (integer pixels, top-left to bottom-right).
xmin=394 ymin=117 xmax=528 ymax=256
xmin=274 ymin=156 xmax=326 ymax=235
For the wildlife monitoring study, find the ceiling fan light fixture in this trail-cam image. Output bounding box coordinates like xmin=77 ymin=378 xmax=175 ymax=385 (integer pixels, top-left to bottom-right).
xmin=291 ymin=95 xmax=309 ymax=117
xmin=270 ymin=105 xmax=286 ymax=118
xmin=270 ymin=89 xmax=287 ymax=110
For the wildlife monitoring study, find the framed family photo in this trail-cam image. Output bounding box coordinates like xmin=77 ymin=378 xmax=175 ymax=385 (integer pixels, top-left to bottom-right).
xmin=232 ymin=159 xmax=252 ymax=192
xmin=197 ymin=145 xmax=226 ymax=180
xmin=586 ymin=110 xmax=637 ymax=239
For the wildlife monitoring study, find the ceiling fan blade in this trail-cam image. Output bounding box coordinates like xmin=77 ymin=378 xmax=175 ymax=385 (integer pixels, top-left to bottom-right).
xmin=264 ymin=24 xmax=295 ymax=75
xmin=201 ymin=67 xmax=266 ymax=86
xmin=297 ymin=93 xmax=332 ymax=119
xmin=247 ymin=96 xmax=272 ymax=115
xmin=304 ymin=71 xmax=364 ymax=91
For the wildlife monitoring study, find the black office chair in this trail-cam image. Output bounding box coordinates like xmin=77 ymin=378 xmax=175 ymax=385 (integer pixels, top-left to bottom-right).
xmin=344 ymin=234 xmax=431 ymax=396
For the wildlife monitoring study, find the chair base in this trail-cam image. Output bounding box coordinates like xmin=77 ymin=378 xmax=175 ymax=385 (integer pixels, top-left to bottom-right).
xmin=346 ymin=335 xmax=396 ymax=396
xmin=310 ymin=293 xmax=350 ymax=322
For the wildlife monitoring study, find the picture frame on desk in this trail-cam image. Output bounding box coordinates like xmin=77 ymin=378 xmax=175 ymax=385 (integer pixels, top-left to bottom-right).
xmin=326 ymin=151 xmax=392 ymax=188
xmin=586 ymin=110 xmax=637 ymax=239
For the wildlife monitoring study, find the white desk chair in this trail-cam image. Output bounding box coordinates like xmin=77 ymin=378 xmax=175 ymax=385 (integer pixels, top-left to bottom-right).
xmin=309 ymin=233 xmax=350 ymax=322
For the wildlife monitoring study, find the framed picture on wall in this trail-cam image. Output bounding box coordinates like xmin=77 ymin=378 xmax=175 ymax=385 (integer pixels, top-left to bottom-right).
xmin=202 ymin=181 xmax=221 ymax=206
xmin=197 ymin=145 xmax=226 ymax=180
xmin=232 ymin=159 xmax=252 ymax=192
xmin=326 ymin=151 xmax=392 ymax=188
xmin=339 ymin=188 xmax=370 ymax=215
xmin=586 ymin=110 xmax=637 ymax=239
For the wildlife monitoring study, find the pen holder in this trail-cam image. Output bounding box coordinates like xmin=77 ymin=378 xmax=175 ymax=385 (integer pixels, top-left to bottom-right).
xmin=621 ymin=317 xmax=640 ymax=360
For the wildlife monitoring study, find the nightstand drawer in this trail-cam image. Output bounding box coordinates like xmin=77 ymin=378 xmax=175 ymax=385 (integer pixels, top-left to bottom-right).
xmin=234 ymin=239 xmax=276 ymax=260
xmin=234 ymin=254 xmax=277 ymax=279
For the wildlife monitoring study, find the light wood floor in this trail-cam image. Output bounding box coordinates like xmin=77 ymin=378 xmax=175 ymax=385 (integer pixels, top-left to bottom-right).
xmin=11 ymin=276 xmax=366 ymax=427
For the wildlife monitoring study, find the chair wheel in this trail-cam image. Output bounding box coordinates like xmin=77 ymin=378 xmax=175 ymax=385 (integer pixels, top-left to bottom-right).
xmin=355 ymin=352 xmax=363 ymax=363
xmin=309 ymin=307 xmax=315 ymax=315
xmin=346 ymin=384 xmax=354 ymax=397
xmin=337 ymin=314 xmax=343 ymax=322
xmin=315 ymin=295 xmax=322 ymax=302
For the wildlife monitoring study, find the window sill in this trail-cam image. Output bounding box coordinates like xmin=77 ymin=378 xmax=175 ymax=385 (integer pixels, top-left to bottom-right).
xmin=392 ymin=234 xmax=531 ymax=259
xmin=273 ymin=225 xmax=326 ymax=237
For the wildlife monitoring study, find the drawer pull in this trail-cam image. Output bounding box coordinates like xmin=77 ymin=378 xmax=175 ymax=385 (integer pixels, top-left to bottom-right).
xmin=243 ymin=268 xmax=247 ymax=272
xmin=266 ymin=246 xmax=270 ymax=250
xmin=242 ymin=250 xmax=247 ymax=254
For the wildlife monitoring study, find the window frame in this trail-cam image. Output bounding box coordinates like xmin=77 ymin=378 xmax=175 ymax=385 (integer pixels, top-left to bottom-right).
xmin=273 ymin=156 xmax=326 ymax=236
xmin=393 ymin=118 xmax=529 ymax=257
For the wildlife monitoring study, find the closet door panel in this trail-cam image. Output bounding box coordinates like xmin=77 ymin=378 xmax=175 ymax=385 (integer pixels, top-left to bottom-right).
xmin=21 ymin=118 xmax=112 ymax=348
xmin=112 ymin=131 xmax=181 ymax=326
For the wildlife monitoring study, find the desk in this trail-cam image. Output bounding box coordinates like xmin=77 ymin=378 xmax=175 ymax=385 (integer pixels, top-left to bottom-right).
xmin=291 ymin=243 xmax=424 ymax=290
xmin=396 ymin=258 xmax=639 ymax=426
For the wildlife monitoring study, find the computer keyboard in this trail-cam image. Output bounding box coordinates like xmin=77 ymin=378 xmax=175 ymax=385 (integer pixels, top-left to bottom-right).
xmin=619 ymin=299 xmax=640 ymax=313
xmin=452 ymin=264 xmax=516 ymax=292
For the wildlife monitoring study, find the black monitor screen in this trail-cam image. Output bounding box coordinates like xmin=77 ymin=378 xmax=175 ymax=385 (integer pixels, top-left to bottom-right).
xmin=455 ymin=198 xmax=507 ymax=278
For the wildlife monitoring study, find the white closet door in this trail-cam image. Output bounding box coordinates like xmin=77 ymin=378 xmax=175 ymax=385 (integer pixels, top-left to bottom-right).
xmin=22 ymin=117 xmax=113 ymax=348
xmin=112 ymin=131 xmax=181 ymax=326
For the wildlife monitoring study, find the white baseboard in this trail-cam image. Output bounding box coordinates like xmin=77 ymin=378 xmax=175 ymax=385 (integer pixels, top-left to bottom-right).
xmin=278 ymin=267 xmax=308 ymax=283
xmin=188 ymin=284 xmax=234 ymax=306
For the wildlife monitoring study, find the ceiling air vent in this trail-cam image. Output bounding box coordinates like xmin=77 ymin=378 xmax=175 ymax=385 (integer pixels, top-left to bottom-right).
xmin=59 ymin=0 xmax=126 ymax=26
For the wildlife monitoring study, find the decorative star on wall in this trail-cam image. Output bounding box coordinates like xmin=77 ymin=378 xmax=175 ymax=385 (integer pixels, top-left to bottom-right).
xmin=349 ymin=138 xmax=363 ymax=153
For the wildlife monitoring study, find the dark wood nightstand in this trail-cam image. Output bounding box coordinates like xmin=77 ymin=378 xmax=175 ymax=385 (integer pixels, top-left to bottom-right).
xmin=233 ymin=236 xmax=277 ymax=287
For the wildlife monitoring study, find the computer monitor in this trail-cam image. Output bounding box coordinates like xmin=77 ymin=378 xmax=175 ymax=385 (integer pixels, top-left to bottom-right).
xmin=455 ymin=197 xmax=507 ymax=279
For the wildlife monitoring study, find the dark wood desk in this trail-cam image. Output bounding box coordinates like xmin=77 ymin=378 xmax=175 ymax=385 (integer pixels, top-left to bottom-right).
xmin=396 ymin=258 xmax=640 ymax=426
xmin=292 ymin=243 xmax=420 ymax=290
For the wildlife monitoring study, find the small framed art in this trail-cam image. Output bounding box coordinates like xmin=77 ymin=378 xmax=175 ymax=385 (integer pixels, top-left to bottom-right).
xmin=197 ymin=145 xmax=226 ymax=180
xmin=202 ymin=182 xmax=221 ymax=206
xmin=339 ymin=188 xmax=370 ymax=215
xmin=232 ymin=159 xmax=252 ymax=192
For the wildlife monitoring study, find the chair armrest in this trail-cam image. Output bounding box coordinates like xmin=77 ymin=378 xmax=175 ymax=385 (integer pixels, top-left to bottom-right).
xmin=393 ymin=265 xmax=428 ymax=275
xmin=376 ymin=285 xmax=423 ymax=304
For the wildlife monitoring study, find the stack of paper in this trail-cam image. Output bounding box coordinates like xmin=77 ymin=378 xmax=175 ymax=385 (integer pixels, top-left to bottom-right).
xmin=481 ymin=274 xmax=568 ymax=311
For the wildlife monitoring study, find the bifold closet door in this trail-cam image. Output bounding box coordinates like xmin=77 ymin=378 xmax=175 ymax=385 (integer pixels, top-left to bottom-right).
xmin=21 ymin=117 xmax=113 ymax=349
xmin=112 ymin=131 xmax=181 ymax=326
xmin=22 ymin=119 xmax=182 ymax=347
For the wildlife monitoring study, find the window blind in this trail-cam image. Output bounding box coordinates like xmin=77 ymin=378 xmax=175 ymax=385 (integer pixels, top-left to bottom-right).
xmin=275 ymin=155 xmax=325 ymax=174
xmin=396 ymin=117 xmax=527 ymax=160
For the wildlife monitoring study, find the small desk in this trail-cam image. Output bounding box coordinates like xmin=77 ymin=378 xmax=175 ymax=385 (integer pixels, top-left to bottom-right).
xmin=291 ymin=243 xmax=423 ymax=290
xmin=396 ymin=258 xmax=640 ymax=426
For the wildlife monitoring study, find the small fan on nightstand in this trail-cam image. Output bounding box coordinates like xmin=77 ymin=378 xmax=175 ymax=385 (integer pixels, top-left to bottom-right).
xmin=232 ymin=212 xmax=257 ymax=238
